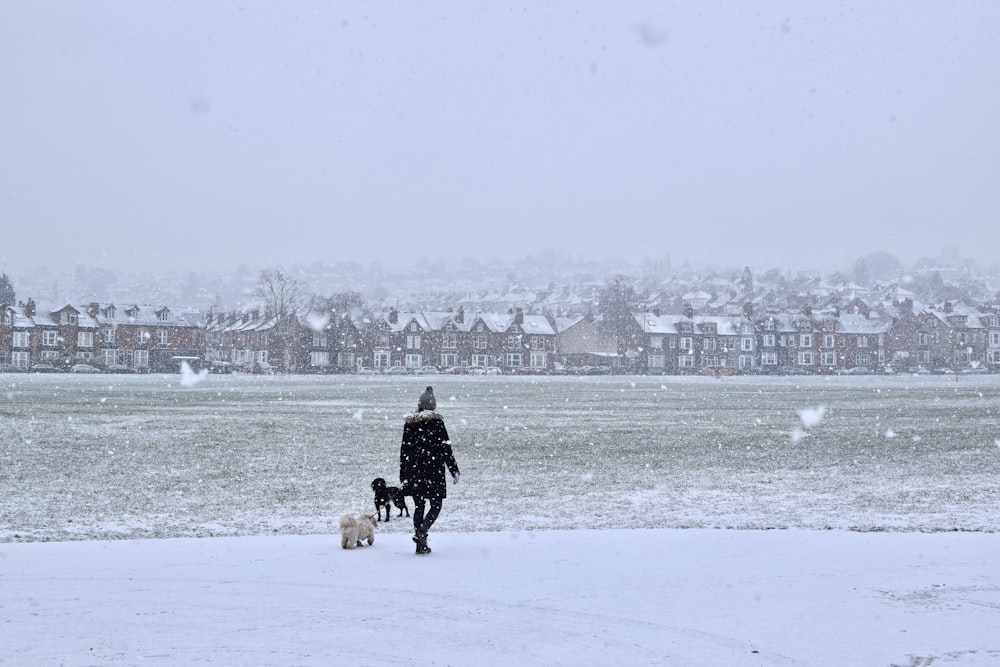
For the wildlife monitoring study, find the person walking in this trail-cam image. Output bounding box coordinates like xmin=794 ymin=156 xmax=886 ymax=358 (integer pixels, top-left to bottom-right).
xmin=400 ymin=386 xmax=459 ymax=555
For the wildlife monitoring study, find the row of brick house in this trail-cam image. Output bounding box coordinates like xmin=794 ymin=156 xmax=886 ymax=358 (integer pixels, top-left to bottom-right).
xmin=2 ymin=299 xmax=999 ymax=374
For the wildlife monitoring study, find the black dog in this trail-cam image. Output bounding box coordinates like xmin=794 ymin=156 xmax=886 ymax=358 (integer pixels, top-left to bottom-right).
xmin=371 ymin=477 xmax=409 ymax=522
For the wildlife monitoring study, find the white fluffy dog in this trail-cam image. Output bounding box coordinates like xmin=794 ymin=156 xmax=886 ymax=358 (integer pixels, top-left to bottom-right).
xmin=340 ymin=513 xmax=378 ymax=549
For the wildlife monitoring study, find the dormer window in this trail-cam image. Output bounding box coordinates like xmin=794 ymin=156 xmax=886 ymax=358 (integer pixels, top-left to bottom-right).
xmin=157 ymin=309 xmax=170 ymax=322
xmin=103 ymin=305 xmax=116 ymax=320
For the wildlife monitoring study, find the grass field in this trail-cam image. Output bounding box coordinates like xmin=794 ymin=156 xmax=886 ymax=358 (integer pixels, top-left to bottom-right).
xmin=2 ymin=373 xmax=999 ymax=541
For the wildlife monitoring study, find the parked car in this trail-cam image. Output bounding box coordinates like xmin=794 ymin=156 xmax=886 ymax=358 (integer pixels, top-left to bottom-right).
xmin=106 ymin=364 xmax=137 ymax=374
xmin=467 ymin=366 xmax=487 ymax=375
xmin=0 ymin=363 xmax=23 ymax=373
xmin=29 ymin=363 xmax=63 ymax=373
xmin=416 ymin=365 xmax=439 ymax=374
xmin=384 ymin=366 xmax=410 ymax=375
xmin=484 ymin=366 xmax=503 ymax=375
xmin=836 ymin=366 xmax=873 ymax=376
xmin=70 ymin=363 xmax=101 ymax=374
xmin=441 ymin=366 xmax=468 ymax=375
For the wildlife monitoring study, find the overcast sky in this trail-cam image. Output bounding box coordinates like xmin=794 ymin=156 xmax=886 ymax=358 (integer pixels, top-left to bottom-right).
xmin=2 ymin=2 xmax=998 ymax=276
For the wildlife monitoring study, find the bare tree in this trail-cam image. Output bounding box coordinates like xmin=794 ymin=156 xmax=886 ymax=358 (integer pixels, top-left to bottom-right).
xmin=254 ymin=269 xmax=313 ymax=371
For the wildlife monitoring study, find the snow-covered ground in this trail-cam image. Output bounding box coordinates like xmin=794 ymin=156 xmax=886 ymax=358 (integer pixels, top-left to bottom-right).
xmin=2 ymin=374 xmax=999 ymax=665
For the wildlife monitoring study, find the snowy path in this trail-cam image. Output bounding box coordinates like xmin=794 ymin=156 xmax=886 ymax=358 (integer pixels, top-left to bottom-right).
xmin=3 ymin=529 xmax=999 ymax=666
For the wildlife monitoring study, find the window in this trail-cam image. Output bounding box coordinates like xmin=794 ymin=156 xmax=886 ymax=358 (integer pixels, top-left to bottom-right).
xmin=680 ymin=337 xmax=693 ymax=350
xmin=473 ymin=334 xmax=488 ymax=349
xmin=405 ymin=353 xmax=422 ymax=368
xmin=650 ymin=336 xmax=663 ymax=349
xmin=741 ymin=337 xmax=753 ymax=351
xmin=763 ymin=334 xmax=776 ymax=347
xmin=857 ymin=335 xmax=868 ymax=348
xmin=823 ymin=334 xmax=835 ymax=348
xmin=703 ymin=338 xmax=716 ymax=351
xmin=104 ymin=328 xmax=116 ymax=344
xmin=822 ymin=351 xmax=836 ymax=366
xmin=799 ymin=334 xmax=812 ymax=348
xmin=158 ymin=309 xmax=170 ymax=322
xmin=77 ymin=331 xmax=94 ymax=348
xmin=505 ymin=353 xmax=522 ymax=367
xmin=134 ymin=350 xmax=149 ymax=368
xmin=43 ymin=330 xmax=59 ymax=346
xmin=529 ymin=351 xmax=547 ymax=368
xmin=529 ymin=335 xmax=545 ymax=350
xmin=917 ymin=332 xmax=929 ymax=346
xmin=13 ymin=351 xmax=30 ymax=368
xmin=337 ymin=352 xmax=356 ymax=367
xmin=678 ymin=355 xmax=694 ymax=368
xmin=406 ymin=335 xmax=421 ymax=350
xmin=506 ymin=335 xmax=521 ymax=350
xmin=14 ymin=331 xmax=30 ymax=347
xmin=917 ymin=350 xmax=930 ymax=364
xmin=648 ymin=353 xmax=665 ymax=368
xmin=440 ymin=353 xmax=457 ymax=367
xmin=798 ymin=351 xmax=814 ymax=365
xmin=991 ymin=332 xmax=1000 ymax=346
xmin=103 ymin=349 xmax=118 ymax=365
xmin=472 ymin=354 xmax=489 ymax=367
xmin=41 ymin=350 xmax=58 ymax=360
xmin=311 ymin=351 xmax=329 ymax=366
xmin=442 ymin=333 xmax=457 ymax=349
xmin=739 ymin=355 xmax=753 ymax=368
xmin=855 ymin=352 xmax=871 ymax=366
xmin=374 ymin=351 xmax=390 ymax=368
xmin=157 ymin=330 xmax=168 ymax=345
xmin=761 ymin=352 xmax=778 ymax=365
xmin=312 ymin=332 xmax=328 ymax=347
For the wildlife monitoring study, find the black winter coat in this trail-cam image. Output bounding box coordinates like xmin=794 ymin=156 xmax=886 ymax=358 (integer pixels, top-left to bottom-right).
xmin=399 ymin=411 xmax=459 ymax=500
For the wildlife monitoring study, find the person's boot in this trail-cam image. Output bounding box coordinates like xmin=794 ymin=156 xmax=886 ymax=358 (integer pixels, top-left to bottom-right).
xmin=413 ymin=531 xmax=431 ymax=555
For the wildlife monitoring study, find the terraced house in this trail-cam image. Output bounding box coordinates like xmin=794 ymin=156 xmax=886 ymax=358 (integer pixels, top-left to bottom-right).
xmin=2 ymin=296 xmax=998 ymax=375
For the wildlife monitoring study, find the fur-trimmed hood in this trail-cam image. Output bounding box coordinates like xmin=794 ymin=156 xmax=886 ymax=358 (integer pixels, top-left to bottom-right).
xmin=404 ymin=410 xmax=444 ymax=424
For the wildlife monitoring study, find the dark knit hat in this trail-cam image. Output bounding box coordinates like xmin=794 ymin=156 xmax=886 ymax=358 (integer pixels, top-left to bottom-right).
xmin=417 ymin=386 xmax=436 ymax=411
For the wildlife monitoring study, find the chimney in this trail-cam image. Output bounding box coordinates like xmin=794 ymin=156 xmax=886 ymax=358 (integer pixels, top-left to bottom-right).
xmin=743 ymin=302 xmax=753 ymax=320
xmin=515 ymin=308 xmax=524 ymax=325
xmin=88 ymin=302 xmax=100 ymax=318
xmin=389 ymin=308 xmax=398 ymax=324
xmin=25 ymin=298 xmax=35 ymax=317
xmin=456 ymin=306 xmax=464 ymax=324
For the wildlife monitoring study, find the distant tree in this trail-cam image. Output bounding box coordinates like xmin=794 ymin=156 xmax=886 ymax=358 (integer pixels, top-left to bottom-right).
xmin=0 ymin=273 xmax=15 ymax=305
xmin=760 ymin=267 xmax=786 ymax=288
xmin=597 ymin=274 xmax=640 ymax=346
xmin=255 ymin=269 xmax=313 ymax=372
xmin=315 ymin=291 xmax=365 ymax=316
xmin=740 ymin=266 xmax=754 ymax=295
xmin=854 ymin=251 xmax=903 ymax=285
xmin=852 ymin=258 xmax=871 ymax=287
xmin=73 ymin=265 xmax=118 ymax=301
